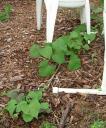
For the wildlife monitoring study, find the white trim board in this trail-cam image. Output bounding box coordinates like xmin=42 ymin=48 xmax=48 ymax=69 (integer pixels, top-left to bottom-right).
xmin=53 ymin=88 xmax=106 ymax=95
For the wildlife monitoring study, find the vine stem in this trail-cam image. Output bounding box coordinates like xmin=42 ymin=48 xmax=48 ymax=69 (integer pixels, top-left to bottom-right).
xmin=47 ymin=65 xmax=61 ymax=88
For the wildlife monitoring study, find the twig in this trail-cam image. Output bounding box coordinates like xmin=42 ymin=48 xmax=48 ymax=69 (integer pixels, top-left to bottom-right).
xmin=47 ymin=65 xmax=61 ymax=87
xmin=0 ymin=104 xmax=5 ymax=108
xmin=59 ymin=101 xmax=74 ymax=128
xmin=38 ymin=65 xmax=60 ymax=90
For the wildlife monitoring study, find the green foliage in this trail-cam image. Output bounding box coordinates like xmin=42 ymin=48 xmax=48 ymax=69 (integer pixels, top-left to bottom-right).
xmin=39 ymin=45 xmax=53 ymax=59
xmin=5 ymin=89 xmax=50 ymax=122
xmin=52 ymin=51 xmax=65 ymax=64
xmin=39 ymin=60 xmax=56 ymax=77
xmin=99 ymin=0 xmax=104 ymax=5
xmin=90 ymin=120 xmax=106 ymax=128
xmin=91 ymin=2 xmax=103 ymax=33
xmin=29 ymin=44 xmax=40 ymax=58
xmin=0 ymin=4 xmax=12 ymax=22
xmin=68 ymin=52 xmax=81 ymax=71
xmin=40 ymin=121 xmax=56 ymax=128
xmin=30 ymin=24 xmax=96 ymax=77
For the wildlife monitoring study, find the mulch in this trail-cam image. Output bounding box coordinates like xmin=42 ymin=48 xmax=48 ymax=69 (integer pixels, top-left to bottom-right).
xmin=0 ymin=0 xmax=106 ymax=128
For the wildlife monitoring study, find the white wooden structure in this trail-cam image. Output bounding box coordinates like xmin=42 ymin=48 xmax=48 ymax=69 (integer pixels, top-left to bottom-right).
xmin=36 ymin=0 xmax=91 ymax=42
xmin=36 ymin=1 xmax=106 ymax=95
xmin=53 ymin=1 xmax=106 ymax=95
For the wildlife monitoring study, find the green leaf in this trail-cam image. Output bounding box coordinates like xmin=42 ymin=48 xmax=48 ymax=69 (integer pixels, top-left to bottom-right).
xmin=70 ymin=31 xmax=81 ymax=39
xmin=26 ymin=90 xmax=42 ymax=101
xmin=21 ymin=105 xmax=30 ymax=115
xmin=84 ymin=33 xmax=96 ymax=42
xmin=91 ymin=120 xmax=106 ymax=128
xmin=68 ymin=39 xmax=83 ymax=50
xmin=68 ymin=52 xmax=81 ymax=71
xmin=6 ymin=89 xmax=19 ymax=99
xmin=39 ymin=63 xmax=56 ymax=77
xmin=0 ymin=12 xmax=9 ymax=21
xmin=74 ymin=24 xmax=86 ymax=32
xmin=39 ymin=60 xmax=49 ymax=68
xmin=20 ymin=100 xmax=40 ymax=119
xmin=40 ymin=103 xmax=49 ymax=110
xmin=69 ymin=31 xmax=83 ymax=50
xmin=0 ymin=4 xmax=12 ymax=22
xmin=93 ymin=7 xmax=103 ymax=14
xmin=40 ymin=121 xmax=56 ymax=128
xmin=52 ymin=51 xmax=65 ymax=64
xmin=82 ymin=44 xmax=90 ymax=50
xmin=6 ymin=99 xmax=17 ymax=116
xmin=29 ymin=44 xmax=40 ymax=58
xmin=22 ymin=113 xmax=33 ymax=122
xmin=39 ymin=45 xmax=52 ymax=59
xmin=16 ymin=101 xmax=27 ymax=113
xmin=4 ymin=4 xmax=12 ymax=14
xmin=28 ymin=99 xmax=41 ymax=118
xmin=52 ymin=36 xmax=69 ymax=53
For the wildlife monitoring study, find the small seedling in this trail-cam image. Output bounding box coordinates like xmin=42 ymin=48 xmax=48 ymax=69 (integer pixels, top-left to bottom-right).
xmin=90 ymin=120 xmax=106 ymax=128
xmin=30 ymin=24 xmax=96 ymax=77
xmin=40 ymin=121 xmax=56 ymax=128
xmin=5 ymin=89 xmax=50 ymax=122
xmin=0 ymin=4 xmax=12 ymax=22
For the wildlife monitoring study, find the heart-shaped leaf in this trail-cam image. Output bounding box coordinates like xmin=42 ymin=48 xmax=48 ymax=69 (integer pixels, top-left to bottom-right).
xmin=39 ymin=45 xmax=52 ymax=59
xmin=84 ymin=33 xmax=96 ymax=42
xmin=29 ymin=44 xmax=40 ymax=58
xmin=40 ymin=103 xmax=49 ymax=110
xmin=68 ymin=52 xmax=81 ymax=70
xmin=52 ymin=36 xmax=69 ymax=53
xmin=70 ymin=31 xmax=81 ymax=39
xmin=39 ymin=63 xmax=56 ymax=77
xmin=16 ymin=101 xmax=27 ymax=113
xmin=22 ymin=113 xmax=33 ymax=122
xmin=39 ymin=60 xmax=49 ymax=68
xmin=52 ymin=51 xmax=65 ymax=64
xmin=6 ymin=99 xmax=17 ymax=116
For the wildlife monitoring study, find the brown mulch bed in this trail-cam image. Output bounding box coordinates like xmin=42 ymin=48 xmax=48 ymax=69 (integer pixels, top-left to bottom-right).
xmin=0 ymin=0 xmax=106 ymax=128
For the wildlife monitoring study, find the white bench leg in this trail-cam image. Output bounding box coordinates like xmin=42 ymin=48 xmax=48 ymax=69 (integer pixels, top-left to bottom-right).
xmin=44 ymin=0 xmax=59 ymax=43
xmin=36 ymin=0 xmax=43 ymax=30
xmin=102 ymin=54 xmax=106 ymax=91
xmin=80 ymin=6 xmax=86 ymax=24
xmin=85 ymin=0 xmax=91 ymax=34
xmin=101 ymin=8 xmax=106 ymax=91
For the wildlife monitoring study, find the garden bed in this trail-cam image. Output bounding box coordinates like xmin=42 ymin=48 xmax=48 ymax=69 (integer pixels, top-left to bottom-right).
xmin=0 ymin=0 xmax=106 ymax=128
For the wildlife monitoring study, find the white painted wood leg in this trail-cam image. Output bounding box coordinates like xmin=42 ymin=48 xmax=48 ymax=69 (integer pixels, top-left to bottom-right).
xmin=101 ymin=3 xmax=106 ymax=91
xmin=85 ymin=0 xmax=91 ymax=34
xmin=36 ymin=0 xmax=43 ymax=30
xmin=44 ymin=0 xmax=59 ymax=43
xmin=80 ymin=6 xmax=86 ymax=24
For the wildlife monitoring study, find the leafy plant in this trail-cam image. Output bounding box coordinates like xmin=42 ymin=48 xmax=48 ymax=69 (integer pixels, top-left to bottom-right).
xmin=5 ymin=89 xmax=50 ymax=122
xmin=90 ymin=120 xmax=106 ymax=128
xmin=99 ymin=0 xmax=104 ymax=5
xmin=0 ymin=4 xmax=12 ymax=22
xmin=40 ymin=121 xmax=56 ymax=128
xmin=91 ymin=1 xmax=104 ymax=34
xmin=30 ymin=24 xmax=96 ymax=77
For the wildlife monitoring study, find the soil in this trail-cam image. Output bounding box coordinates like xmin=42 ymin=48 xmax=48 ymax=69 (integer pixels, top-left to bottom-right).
xmin=0 ymin=0 xmax=106 ymax=128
